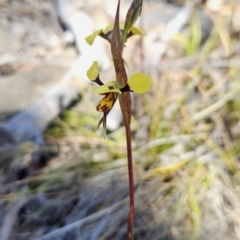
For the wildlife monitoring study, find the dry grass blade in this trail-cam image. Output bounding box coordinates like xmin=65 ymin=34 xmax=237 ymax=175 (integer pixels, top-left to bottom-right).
xmin=34 ymin=199 xmax=127 ymax=240
xmin=0 ymin=197 xmax=29 ymax=240
xmin=191 ymin=81 xmax=240 ymax=123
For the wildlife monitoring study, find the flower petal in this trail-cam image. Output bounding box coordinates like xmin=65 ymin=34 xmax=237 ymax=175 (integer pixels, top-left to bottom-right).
xmin=87 ymin=61 xmax=99 ymax=81
xmin=127 ymin=72 xmax=152 ymax=94
xmin=85 ymin=29 xmax=103 ymax=45
xmin=129 ymin=26 xmax=145 ymax=36
xmin=92 ymin=81 xmax=122 ymax=94
xmin=103 ymin=23 xmax=125 ymax=34
xmin=96 ymin=93 xmax=118 ymax=112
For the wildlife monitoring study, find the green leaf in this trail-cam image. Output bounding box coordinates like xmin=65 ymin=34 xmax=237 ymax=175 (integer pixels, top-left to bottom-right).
xmin=87 ymin=61 xmax=99 ymax=81
xmin=85 ymin=29 xmax=103 ymax=45
xmin=127 ymin=72 xmax=152 ymax=94
xmin=92 ymin=81 xmax=122 ymax=94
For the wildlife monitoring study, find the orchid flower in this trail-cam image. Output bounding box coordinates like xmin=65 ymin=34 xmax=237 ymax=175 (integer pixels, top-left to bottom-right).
xmin=86 ymin=1 xmax=147 ymax=238
xmin=85 ymin=23 xmax=144 ymax=46
xmin=87 ymin=61 xmax=151 ymax=136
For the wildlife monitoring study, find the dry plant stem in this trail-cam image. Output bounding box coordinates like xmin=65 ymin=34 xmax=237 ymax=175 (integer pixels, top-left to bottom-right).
xmin=111 ymin=0 xmax=135 ymax=239
xmin=35 ymin=199 xmax=128 ymax=240
xmin=0 ymin=197 xmax=30 ymax=240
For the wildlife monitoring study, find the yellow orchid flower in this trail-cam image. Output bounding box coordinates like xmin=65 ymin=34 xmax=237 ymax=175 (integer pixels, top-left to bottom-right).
xmin=85 ymin=23 xmax=145 ymax=46
xmin=86 ymin=61 xmax=151 ymax=135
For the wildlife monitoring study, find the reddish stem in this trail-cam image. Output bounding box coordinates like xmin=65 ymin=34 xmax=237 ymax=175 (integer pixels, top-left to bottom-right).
xmin=111 ymin=0 xmax=136 ymax=238
xmin=125 ymin=121 xmax=135 ymax=240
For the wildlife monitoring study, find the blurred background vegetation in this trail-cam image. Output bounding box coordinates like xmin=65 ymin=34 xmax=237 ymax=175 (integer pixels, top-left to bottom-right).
xmin=1 ymin=0 xmax=240 ymax=239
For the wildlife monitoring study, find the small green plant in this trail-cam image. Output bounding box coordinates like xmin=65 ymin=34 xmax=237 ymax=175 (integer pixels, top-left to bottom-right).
xmin=174 ymin=9 xmax=201 ymax=55
xmin=85 ymin=0 xmax=151 ymax=239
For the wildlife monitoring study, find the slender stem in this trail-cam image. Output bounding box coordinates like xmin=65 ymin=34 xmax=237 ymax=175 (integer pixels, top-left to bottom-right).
xmin=126 ymin=124 xmax=134 ymax=211
xmin=111 ymin=1 xmax=135 ymax=238
xmin=125 ymin=121 xmax=135 ymax=240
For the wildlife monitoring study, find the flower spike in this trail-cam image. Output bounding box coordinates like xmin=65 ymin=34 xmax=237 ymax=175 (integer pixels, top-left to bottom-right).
xmin=85 ymin=1 xmax=152 ymax=238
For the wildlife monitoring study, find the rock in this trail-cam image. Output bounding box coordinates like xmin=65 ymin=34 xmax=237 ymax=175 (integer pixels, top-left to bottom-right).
xmin=0 ymin=65 xmax=81 ymax=152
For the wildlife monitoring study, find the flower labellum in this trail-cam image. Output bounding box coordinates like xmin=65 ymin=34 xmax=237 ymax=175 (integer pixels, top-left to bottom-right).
xmin=96 ymin=92 xmax=118 ymax=113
